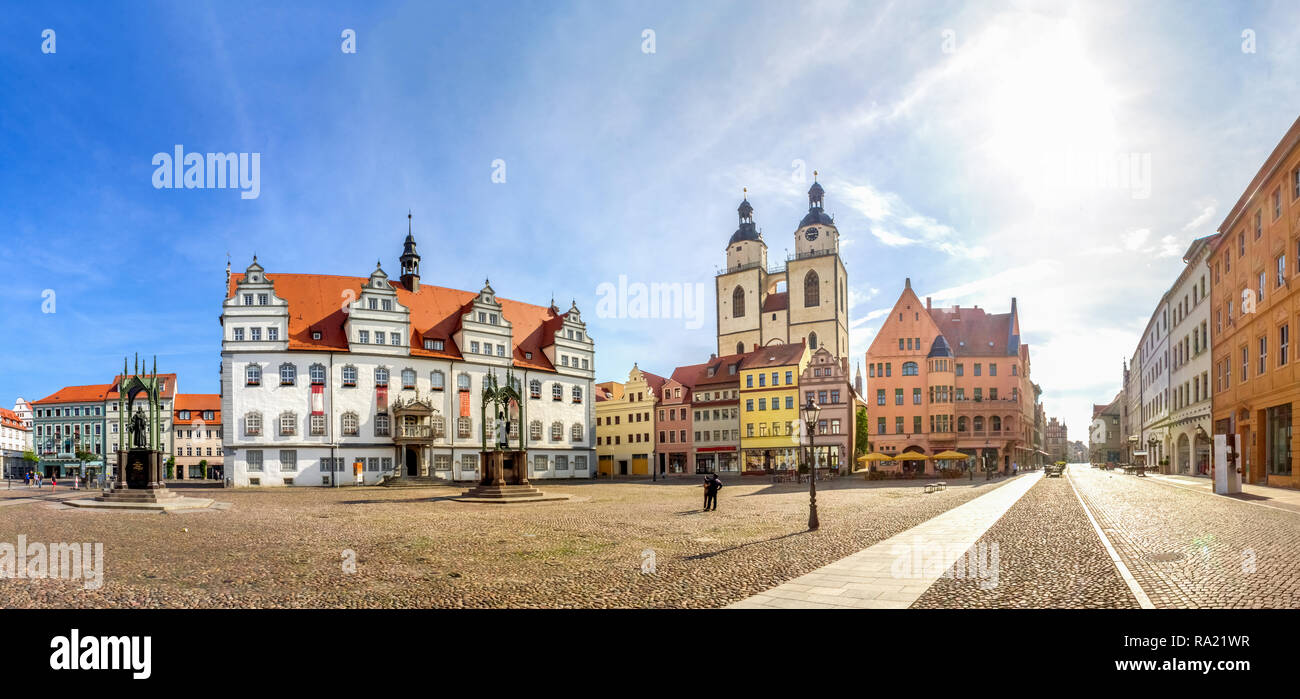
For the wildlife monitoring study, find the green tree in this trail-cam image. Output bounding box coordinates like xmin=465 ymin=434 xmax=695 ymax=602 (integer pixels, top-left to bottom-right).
xmin=854 ymin=406 xmax=870 ymax=457
xmin=197 ymin=459 xmax=208 ymax=479
xmin=165 ymin=455 xmax=176 ymax=479
xmin=74 ymin=450 xmax=97 ymax=478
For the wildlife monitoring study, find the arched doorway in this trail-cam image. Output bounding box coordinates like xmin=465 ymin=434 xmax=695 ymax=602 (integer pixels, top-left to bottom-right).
xmin=1176 ymin=433 xmax=1191 ymax=474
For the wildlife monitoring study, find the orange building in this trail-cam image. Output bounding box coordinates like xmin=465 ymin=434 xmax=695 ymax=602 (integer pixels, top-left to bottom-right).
xmin=1208 ymin=115 xmax=1300 ymax=488
xmin=865 ymin=279 xmax=1037 ymax=474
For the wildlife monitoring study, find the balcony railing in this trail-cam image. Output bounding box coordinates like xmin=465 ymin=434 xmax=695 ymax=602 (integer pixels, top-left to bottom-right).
xmin=398 ymin=425 xmax=433 ymax=439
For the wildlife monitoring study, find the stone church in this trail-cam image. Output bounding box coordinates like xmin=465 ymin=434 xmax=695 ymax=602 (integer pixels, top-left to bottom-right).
xmin=715 ymin=175 xmax=851 ymax=362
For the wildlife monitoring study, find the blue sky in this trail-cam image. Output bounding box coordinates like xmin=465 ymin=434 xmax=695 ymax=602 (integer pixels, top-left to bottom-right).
xmin=2 ymin=1 xmax=1299 ymax=438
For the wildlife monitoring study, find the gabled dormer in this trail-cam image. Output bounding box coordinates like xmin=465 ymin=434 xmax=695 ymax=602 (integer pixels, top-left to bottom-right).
xmin=222 ymin=256 xmax=289 ymax=351
xmin=345 ymin=262 xmax=411 ymax=356
xmin=454 ymin=279 xmax=513 ymax=365
xmin=547 ymin=299 xmax=594 ymax=377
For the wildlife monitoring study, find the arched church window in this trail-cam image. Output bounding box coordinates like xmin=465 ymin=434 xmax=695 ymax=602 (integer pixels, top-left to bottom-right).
xmin=732 ymin=286 xmax=746 ymax=317
xmin=804 ymin=270 xmax=820 ymax=307
xmin=736 ymin=342 xmax=745 ymax=355
xmin=902 ymin=362 xmax=918 ymax=376
xmin=808 ymin=332 xmax=818 ymax=350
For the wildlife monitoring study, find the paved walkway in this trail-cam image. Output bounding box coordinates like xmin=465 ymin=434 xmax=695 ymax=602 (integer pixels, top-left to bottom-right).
xmin=729 ymin=472 xmax=1042 ymax=609
xmin=1146 ymin=473 xmax=1300 ymax=514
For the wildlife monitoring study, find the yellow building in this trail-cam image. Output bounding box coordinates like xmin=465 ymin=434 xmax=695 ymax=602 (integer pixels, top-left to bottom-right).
xmin=738 ymin=343 xmax=810 ymax=471
xmin=595 ymin=363 xmax=666 ymax=476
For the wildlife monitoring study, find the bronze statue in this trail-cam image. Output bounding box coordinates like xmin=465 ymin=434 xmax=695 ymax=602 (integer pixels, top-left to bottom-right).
xmin=130 ymin=409 xmax=148 ymax=449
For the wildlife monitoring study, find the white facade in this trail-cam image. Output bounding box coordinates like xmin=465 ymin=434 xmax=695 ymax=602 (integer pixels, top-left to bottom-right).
xmin=1164 ymin=237 xmax=1215 ymax=476
xmin=1139 ymin=296 xmax=1171 ymax=468
xmin=220 ymin=254 xmax=596 ymax=486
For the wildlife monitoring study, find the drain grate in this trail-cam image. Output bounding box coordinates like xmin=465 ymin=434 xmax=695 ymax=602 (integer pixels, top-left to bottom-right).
xmin=1147 ymin=552 xmax=1185 ymax=562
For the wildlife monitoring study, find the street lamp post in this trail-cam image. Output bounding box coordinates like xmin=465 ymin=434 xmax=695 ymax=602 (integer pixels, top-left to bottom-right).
xmin=800 ymin=398 xmax=821 ymax=531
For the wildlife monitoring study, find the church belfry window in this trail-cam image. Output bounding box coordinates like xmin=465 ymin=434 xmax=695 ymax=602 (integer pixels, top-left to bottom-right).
xmin=732 ymin=286 xmax=746 ymax=317
xmin=804 ymin=271 xmax=820 ymax=307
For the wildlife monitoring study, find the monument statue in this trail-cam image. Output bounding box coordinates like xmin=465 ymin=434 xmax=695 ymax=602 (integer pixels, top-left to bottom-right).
xmin=130 ymin=409 xmax=148 ymax=448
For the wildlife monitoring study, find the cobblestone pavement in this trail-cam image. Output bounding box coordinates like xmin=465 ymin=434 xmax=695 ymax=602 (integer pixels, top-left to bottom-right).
xmin=0 ymin=476 xmax=1017 ymax=608
xmin=1070 ymin=466 xmax=1300 ymax=609
xmin=911 ymin=471 xmax=1139 ymax=609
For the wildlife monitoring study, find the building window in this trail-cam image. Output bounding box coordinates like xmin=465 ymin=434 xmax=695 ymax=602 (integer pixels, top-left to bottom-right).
xmin=245 ymin=364 xmax=261 ymax=386
xmin=244 ymin=412 xmax=262 ymax=437
xmin=431 ymin=416 xmax=445 ymax=438
xmin=551 ymin=421 xmax=563 ymax=441
xmin=804 ymin=270 xmax=820 ymax=307
xmin=280 ymin=450 xmax=297 ymax=472
xmin=424 ymin=338 xmax=444 ymax=351
xmin=571 ymin=423 xmax=584 ymax=442
xmin=732 ymin=286 xmax=746 ymax=317
xmin=402 ymin=369 xmax=416 ymax=389
xmin=246 ymin=450 xmax=263 ymax=472
xmin=1259 ymin=336 xmax=1268 ymax=375
xmin=375 ymin=367 xmax=389 ymax=386
xmin=430 ymin=370 xmax=445 ymax=390
xmin=572 ymin=386 xmax=582 ymax=403
xmin=457 ymin=417 xmax=472 ymax=438
xmin=341 ymin=412 xmax=358 ymax=436
xmin=528 ymin=379 xmax=541 ymax=399
xmin=552 ymin=383 xmax=563 ymax=401
xmin=279 ymin=412 xmax=297 ymax=436
xmin=375 ymin=413 xmax=390 ymax=437
xmin=902 ymin=361 xmax=919 ymax=376
xmin=876 ymin=389 xmax=885 ymax=406
xmin=268 ymin=327 xmax=279 ymax=341
xmin=530 ymin=420 xmax=542 ymax=441
xmin=342 ymin=365 xmax=357 ymax=387
xmin=310 ymin=364 xmax=326 ymax=385
xmin=458 ymin=373 xmax=471 ymax=391
xmin=1282 ymin=325 xmax=1290 ymax=367
xmin=359 ymin=330 xmax=369 ymax=344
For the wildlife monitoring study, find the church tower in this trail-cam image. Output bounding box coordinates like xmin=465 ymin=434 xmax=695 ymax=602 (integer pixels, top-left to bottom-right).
xmin=400 ymin=212 xmax=421 ymax=292
xmin=715 ymin=174 xmax=851 ymax=360
xmin=785 ymin=172 xmax=849 ymax=359
xmin=715 ymin=190 xmax=769 ymax=356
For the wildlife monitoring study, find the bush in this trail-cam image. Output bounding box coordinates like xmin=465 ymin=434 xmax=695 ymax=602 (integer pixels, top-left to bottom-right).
xmin=939 ymin=468 xmax=965 ymax=479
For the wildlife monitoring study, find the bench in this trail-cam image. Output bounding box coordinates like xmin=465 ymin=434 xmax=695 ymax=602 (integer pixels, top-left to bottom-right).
xmin=771 ymin=472 xmax=795 ymax=484
xmin=924 ymin=481 xmax=948 ymax=494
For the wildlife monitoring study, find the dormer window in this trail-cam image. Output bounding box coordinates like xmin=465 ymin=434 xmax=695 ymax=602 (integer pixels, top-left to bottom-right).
xmin=243 ymin=294 xmax=253 ymax=306
xmin=179 ymin=410 xmax=191 ymax=420
xmin=258 ymin=294 xmax=268 ymax=305
xmin=525 ymin=351 xmax=533 ymax=360
xmin=368 ymin=298 xmax=378 ymax=310
xmin=423 ymin=339 xmax=444 ymax=351
xmin=312 ymin=331 xmax=322 ymax=341
xmin=382 ymin=299 xmax=393 ymax=311
xmin=478 ymin=312 xmax=487 ymax=323
xmin=489 ymin=314 xmax=499 ymax=325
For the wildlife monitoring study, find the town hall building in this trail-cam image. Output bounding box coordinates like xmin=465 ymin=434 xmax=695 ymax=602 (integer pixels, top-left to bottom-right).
xmin=220 ymin=216 xmax=596 ymax=486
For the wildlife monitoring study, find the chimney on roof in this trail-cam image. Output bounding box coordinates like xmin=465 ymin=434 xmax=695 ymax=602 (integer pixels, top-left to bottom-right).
xmin=926 ymin=296 xmax=931 ymax=310
xmin=753 ymin=343 xmax=759 ymax=352
xmin=904 ymin=277 xmax=911 ymax=289
xmin=710 ymin=353 xmax=716 ymax=360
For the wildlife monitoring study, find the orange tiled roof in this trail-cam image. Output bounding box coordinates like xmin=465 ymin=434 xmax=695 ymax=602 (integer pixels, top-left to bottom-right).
xmin=0 ymin=408 xmax=28 ymax=431
xmin=762 ymin=292 xmax=789 ymax=313
xmin=694 ymin=352 xmax=746 ymax=386
xmin=228 ymin=273 xmax=566 ymax=372
xmin=174 ymin=394 xmax=221 ymax=424
xmin=739 ymin=342 xmax=807 ymax=370
xmin=33 ymin=384 xmax=112 ymax=405
xmin=929 ymin=307 xmax=1016 ymax=356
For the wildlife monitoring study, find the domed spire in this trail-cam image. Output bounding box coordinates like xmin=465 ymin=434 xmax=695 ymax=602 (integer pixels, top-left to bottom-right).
xmin=808 ymin=171 xmax=825 ymax=208
xmin=400 ymin=211 xmax=421 ymax=292
xmin=729 ymin=188 xmax=762 ymax=246
xmin=799 ymin=171 xmax=834 ymax=227
xmin=738 ymin=187 xmax=753 ymax=222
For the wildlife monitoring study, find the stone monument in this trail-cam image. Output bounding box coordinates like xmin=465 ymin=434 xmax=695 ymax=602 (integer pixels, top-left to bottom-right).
xmin=456 ymin=368 xmax=569 ymax=503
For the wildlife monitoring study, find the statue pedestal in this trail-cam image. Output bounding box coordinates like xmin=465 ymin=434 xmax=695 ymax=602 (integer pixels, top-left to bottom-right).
xmin=457 ymin=449 xmax=570 ymax=503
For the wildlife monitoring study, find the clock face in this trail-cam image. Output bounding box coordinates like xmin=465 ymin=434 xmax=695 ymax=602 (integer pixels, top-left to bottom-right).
xmin=804 ymin=227 xmax=819 ymax=241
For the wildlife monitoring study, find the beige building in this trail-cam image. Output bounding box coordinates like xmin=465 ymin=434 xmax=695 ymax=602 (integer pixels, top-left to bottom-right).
xmin=173 ymin=394 xmax=223 ymax=479
xmin=594 ymin=364 xmax=665 ymax=476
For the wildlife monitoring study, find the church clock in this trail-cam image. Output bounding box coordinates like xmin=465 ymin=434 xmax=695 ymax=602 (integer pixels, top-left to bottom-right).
xmin=804 ymin=227 xmax=819 ymax=241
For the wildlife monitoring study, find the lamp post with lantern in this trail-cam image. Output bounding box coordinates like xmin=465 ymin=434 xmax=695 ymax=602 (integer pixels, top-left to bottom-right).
xmin=801 ymin=397 xmax=821 ymax=531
